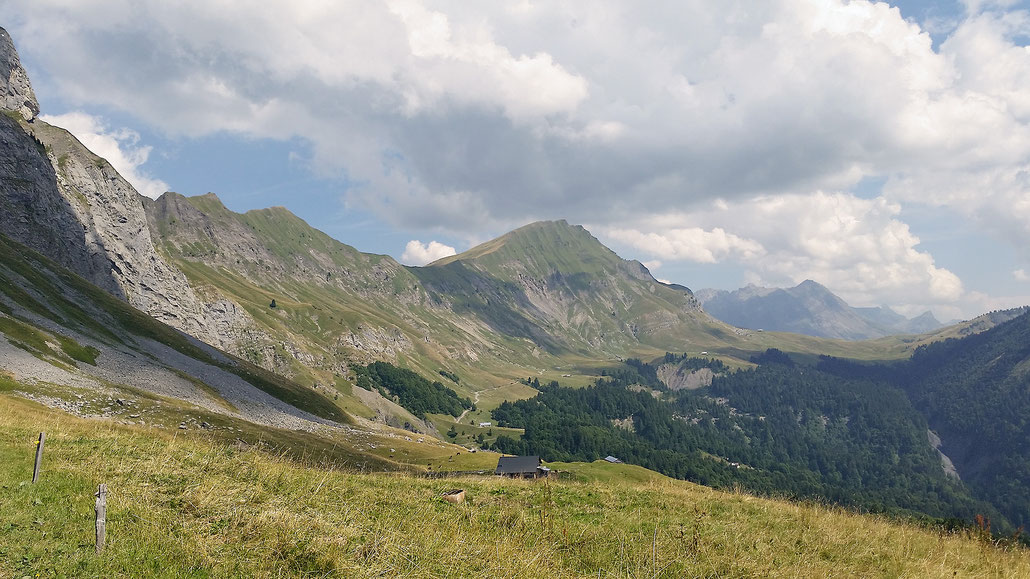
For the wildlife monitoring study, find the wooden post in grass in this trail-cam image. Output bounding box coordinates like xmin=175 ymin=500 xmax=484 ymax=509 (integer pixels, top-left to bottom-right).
xmin=95 ymin=484 xmax=107 ymax=554
xmin=32 ymin=432 xmax=45 ymax=483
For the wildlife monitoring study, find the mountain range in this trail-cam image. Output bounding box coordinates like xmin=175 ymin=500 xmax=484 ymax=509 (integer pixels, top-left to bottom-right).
xmin=696 ymin=281 xmax=945 ymax=340
xmin=3 ymin=24 xmax=1030 ymax=533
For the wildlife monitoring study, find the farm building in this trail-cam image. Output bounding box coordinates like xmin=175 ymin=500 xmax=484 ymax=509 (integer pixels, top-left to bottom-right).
xmin=495 ymin=455 xmax=550 ymax=478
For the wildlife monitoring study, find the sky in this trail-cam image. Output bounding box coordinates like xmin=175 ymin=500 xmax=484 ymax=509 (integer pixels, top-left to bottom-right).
xmin=4 ymin=0 xmax=1030 ymax=321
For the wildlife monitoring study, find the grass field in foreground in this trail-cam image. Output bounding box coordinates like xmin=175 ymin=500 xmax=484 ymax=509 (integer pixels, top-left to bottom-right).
xmin=2 ymin=394 xmax=1029 ymax=578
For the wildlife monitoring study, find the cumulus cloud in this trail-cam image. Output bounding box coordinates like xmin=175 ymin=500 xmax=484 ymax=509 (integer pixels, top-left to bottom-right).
xmin=881 ymin=7 xmax=1030 ymax=259
xmin=400 ymin=240 xmax=457 ymax=265
xmin=9 ymin=0 xmax=1030 ymax=314
xmin=0 ymin=1 xmax=958 ymax=223
xmin=39 ymin=112 xmax=170 ymax=199
xmin=605 ymin=227 xmax=764 ymax=264
xmin=600 ymin=191 xmax=964 ymax=310
xmin=1016 ymin=269 xmax=1030 ymax=282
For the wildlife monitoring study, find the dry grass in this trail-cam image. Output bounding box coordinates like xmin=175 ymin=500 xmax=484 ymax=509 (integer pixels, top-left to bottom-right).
xmin=2 ymin=395 xmax=1029 ymax=578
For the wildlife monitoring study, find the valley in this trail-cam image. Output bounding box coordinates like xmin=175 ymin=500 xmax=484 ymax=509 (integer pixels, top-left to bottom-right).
xmin=3 ymin=20 xmax=1030 ymax=576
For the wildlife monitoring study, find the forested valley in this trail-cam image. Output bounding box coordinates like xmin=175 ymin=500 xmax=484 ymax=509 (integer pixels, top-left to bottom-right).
xmin=489 ymin=311 xmax=1030 ymax=532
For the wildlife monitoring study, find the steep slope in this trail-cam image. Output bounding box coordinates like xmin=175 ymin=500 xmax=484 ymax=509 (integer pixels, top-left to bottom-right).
xmin=0 ymin=232 xmax=339 ymax=426
xmin=0 ymin=230 xmax=483 ymax=471
xmin=145 ymin=192 xmax=556 ymax=430
xmin=5 ymin=396 xmax=1030 ymax=577
xmin=417 ymin=220 xmax=733 ymax=357
xmin=0 ymin=26 xmax=37 ymax=121
xmin=0 ymin=27 xmax=220 ymax=345
xmin=699 ymin=280 xmax=943 ymax=340
xmin=897 ymin=311 xmax=1030 ymax=528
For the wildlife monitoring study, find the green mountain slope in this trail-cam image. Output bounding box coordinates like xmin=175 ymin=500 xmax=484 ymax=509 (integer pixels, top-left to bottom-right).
xmin=419 ymin=220 xmax=748 ymax=357
xmin=145 ymin=192 xmax=556 ymax=430
xmin=144 ymin=196 xmax=980 ymax=421
xmin=4 ymin=395 xmax=1029 ymax=577
xmin=0 ymin=231 xmax=470 ymax=470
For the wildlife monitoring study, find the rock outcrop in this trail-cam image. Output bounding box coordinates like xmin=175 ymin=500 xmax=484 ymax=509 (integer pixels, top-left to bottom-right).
xmin=0 ymin=27 xmax=38 ymax=121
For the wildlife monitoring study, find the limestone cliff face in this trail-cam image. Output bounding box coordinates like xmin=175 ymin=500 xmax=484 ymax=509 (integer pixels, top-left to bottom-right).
xmin=0 ymin=27 xmax=225 ymax=346
xmin=0 ymin=27 xmax=38 ymax=121
xmin=29 ymin=121 xmax=223 ymax=342
xmin=0 ymin=114 xmax=122 ymax=293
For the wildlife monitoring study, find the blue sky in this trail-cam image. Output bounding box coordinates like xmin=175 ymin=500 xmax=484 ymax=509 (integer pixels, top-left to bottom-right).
xmin=5 ymin=0 xmax=1030 ymax=320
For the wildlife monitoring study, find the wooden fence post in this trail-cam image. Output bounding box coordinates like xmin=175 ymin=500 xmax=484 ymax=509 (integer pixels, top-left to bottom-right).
xmin=32 ymin=432 xmax=45 ymax=483
xmin=95 ymin=484 xmax=107 ymax=554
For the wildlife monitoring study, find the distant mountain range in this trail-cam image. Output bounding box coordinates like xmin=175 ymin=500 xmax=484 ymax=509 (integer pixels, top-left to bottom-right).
xmin=696 ymin=280 xmax=946 ymax=340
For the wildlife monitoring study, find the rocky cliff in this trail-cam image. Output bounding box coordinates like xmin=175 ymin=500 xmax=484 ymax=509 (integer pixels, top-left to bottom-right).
xmin=0 ymin=26 xmax=38 ymax=121
xmin=0 ymin=27 xmax=223 ymax=345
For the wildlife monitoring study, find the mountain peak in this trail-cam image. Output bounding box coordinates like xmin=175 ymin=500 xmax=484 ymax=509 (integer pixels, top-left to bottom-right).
xmin=429 ymin=219 xmax=619 ymax=275
xmin=0 ymin=26 xmax=39 ymax=121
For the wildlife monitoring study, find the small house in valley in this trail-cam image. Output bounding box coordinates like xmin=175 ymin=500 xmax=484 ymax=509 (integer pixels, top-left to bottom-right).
xmin=495 ymin=455 xmax=550 ymax=478
xmin=603 ymin=455 xmax=623 ymax=464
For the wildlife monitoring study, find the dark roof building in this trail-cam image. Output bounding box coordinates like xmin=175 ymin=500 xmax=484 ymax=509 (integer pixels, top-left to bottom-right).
xmin=495 ymin=455 xmax=550 ymax=478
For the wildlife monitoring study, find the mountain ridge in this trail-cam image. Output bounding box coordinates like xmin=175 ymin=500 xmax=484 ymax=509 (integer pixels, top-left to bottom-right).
xmin=698 ymin=280 xmax=944 ymax=340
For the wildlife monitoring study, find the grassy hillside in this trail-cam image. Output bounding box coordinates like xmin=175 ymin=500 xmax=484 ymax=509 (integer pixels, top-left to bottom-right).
xmin=3 ymin=395 xmax=1029 ymax=577
xmin=150 ymin=203 xmax=925 ymax=397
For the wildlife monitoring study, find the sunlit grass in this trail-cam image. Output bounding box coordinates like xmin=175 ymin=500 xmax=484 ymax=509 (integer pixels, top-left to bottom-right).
xmin=3 ymin=395 xmax=1029 ymax=577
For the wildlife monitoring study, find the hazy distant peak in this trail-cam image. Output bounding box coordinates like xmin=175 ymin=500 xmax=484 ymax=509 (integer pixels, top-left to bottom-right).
xmin=699 ymin=280 xmax=946 ymax=340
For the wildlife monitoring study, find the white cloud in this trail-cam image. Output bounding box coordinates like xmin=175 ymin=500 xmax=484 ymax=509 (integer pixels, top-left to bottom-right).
xmin=958 ymin=290 xmax=1030 ymax=321
xmin=12 ymin=1 xmax=1030 ymax=236
xmin=1016 ymin=269 xmax=1030 ymax=282
xmin=400 ymin=240 xmax=457 ymax=266
xmin=385 ymin=0 xmax=588 ymax=121
xmin=39 ymin=112 xmax=169 ymax=199
xmin=605 ymin=227 xmax=764 ymax=264
xmin=881 ymin=8 xmax=1030 ymax=258
xmin=9 ymin=0 xmax=1030 ymax=315
xmin=601 ymin=191 xmax=964 ymax=310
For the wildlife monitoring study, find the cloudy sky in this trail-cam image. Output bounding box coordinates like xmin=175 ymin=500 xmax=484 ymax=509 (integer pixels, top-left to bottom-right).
xmin=5 ymin=0 xmax=1030 ymax=320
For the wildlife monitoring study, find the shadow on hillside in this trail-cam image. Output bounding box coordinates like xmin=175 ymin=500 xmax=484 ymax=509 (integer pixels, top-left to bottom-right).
xmin=411 ymin=261 xmax=563 ymax=355
xmin=0 ymin=114 xmax=125 ymax=300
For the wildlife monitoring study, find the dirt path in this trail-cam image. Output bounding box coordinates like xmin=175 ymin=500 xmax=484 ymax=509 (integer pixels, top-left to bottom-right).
xmin=456 ymin=383 xmax=506 ymax=424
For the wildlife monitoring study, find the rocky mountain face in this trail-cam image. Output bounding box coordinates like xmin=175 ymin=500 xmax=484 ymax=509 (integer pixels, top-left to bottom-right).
xmin=143 ymin=191 xmax=438 ymax=374
xmin=0 ymin=27 xmax=37 ymax=121
xmin=415 ymin=220 xmax=719 ymax=356
xmin=698 ymin=280 xmax=943 ymax=340
xmin=0 ymin=27 xmax=222 ymax=345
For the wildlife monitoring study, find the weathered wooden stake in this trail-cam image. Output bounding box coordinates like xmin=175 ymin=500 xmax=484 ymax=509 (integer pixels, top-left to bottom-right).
xmin=32 ymin=432 xmax=45 ymax=483
xmin=95 ymin=484 xmax=107 ymax=554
